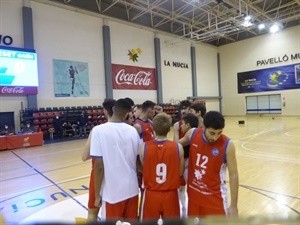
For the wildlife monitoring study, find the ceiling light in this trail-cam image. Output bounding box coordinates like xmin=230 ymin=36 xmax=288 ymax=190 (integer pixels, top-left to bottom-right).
xmin=258 ymin=24 xmax=265 ymax=29
xmin=241 ymin=15 xmax=254 ymax=27
xmin=244 ymin=15 xmax=251 ymax=21
xmin=241 ymin=20 xmax=253 ymax=27
xmin=270 ymin=24 xmax=280 ymax=33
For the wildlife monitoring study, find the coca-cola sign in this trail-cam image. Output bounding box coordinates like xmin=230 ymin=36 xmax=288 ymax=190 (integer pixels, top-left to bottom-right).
xmin=112 ymin=64 xmax=156 ymax=90
xmin=0 ymin=86 xmax=38 ymax=95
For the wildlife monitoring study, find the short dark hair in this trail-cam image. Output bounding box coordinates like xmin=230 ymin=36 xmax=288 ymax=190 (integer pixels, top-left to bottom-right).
xmin=152 ymin=112 xmax=172 ymax=136
xmin=134 ymin=104 xmax=142 ymax=109
xmin=142 ymin=100 xmax=156 ymax=112
xmin=113 ymin=98 xmax=132 ymax=116
xmin=189 ymin=102 xmax=207 ymax=117
xmin=179 ymin=100 xmax=191 ymax=110
xmin=181 ymin=113 xmax=199 ymax=128
xmin=203 ymin=111 xmax=225 ymax=129
xmin=125 ymin=97 xmax=135 ymax=107
xmin=102 ymin=98 xmax=116 ymax=117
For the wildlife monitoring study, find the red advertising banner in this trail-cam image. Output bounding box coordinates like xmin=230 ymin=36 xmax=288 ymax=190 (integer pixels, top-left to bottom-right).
xmin=112 ymin=64 xmax=156 ymax=90
xmin=0 ymin=86 xmax=38 ymax=95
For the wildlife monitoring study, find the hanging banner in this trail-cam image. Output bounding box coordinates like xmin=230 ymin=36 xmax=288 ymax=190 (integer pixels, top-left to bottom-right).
xmin=53 ymin=59 xmax=90 ymax=97
xmin=237 ymin=63 xmax=300 ymax=94
xmin=112 ymin=64 xmax=156 ymax=90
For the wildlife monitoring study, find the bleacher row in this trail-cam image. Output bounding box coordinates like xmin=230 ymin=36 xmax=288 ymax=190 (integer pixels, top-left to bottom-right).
xmin=20 ymin=104 xmax=180 ymax=139
xmin=23 ymin=105 xmax=102 ymax=113
xmin=20 ymin=106 xmax=106 ymax=139
xmin=31 ymin=109 xmax=104 ymax=120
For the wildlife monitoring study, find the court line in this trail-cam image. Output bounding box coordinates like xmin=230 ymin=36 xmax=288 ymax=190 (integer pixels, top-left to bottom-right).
xmin=1 ymin=151 xmax=89 ymax=213
xmin=232 ymin=128 xmax=275 ymax=142
xmin=0 ymin=162 xmax=89 ymax=182
xmin=239 ymin=184 xmax=300 ymax=200
xmin=240 ymin=184 xmax=300 ymax=215
xmin=0 ymin=175 xmax=89 ymax=202
xmin=232 ymin=128 xmax=299 ymax=163
xmin=236 ymin=152 xmax=300 ymax=163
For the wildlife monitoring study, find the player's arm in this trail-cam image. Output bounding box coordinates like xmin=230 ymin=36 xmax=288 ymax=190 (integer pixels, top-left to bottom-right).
xmin=138 ymin=142 xmax=145 ymax=168
xmin=133 ymin=123 xmax=142 ymax=136
xmin=90 ymin=128 xmax=103 ymax=208
xmin=81 ymin=130 xmax=93 ymax=161
xmin=136 ymin=141 xmax=143 ymax=174
xmin=226 ymin=140 xmax=239 ymax=216
xmin=154 ymin=105 xmax=163 ymax=114
xmin=178 ymin=128 xmax=194 ymax=147
xmin=93 ymin=157 xmax=104 ymax=208
xmin=173 ymin=122 xmax=180 ymax=141
xmin=178 ymin=143 xmax=184 ymax=176
xmin=137 ymin=142 xmax=145 ymax=187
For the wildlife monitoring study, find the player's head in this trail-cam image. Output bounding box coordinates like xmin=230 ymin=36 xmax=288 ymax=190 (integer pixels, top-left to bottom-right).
xmin=142 ymin=100 xmax=156 ymax=119
xmin=152 ymin=112 xmax=172 ymax=136
xmin=102 ymin=98 xmax=116 ymax=118
xmin=189 ymin=102 xmax=206 ymax=118
xmin=178 ymin=100 xmax=191 ymax=116
xmin=203 ymin=111 xmax=225 ymax=143
xmin=124 ymin=111 xmax=135 ymax=125
xmin=181 ymin=113 xmax=199 ymax=134
xmin=125 ymin=97 xmax=135 ymax=108
xmin=133 ymin=104 xmax=142 ymax=119
xmin=113 ymin=98 xmax=133 ymax=120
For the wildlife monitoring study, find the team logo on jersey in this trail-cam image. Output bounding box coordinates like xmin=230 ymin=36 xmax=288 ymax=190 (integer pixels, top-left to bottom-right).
xmin=212 ymin=148 xmax=219 ymax=156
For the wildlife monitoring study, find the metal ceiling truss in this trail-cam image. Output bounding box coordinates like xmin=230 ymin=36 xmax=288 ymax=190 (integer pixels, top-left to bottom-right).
xmin=53 ymin=0 xmax=300 ymax=46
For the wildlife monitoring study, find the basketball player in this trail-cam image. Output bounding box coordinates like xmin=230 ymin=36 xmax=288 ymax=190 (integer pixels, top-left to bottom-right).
xmin=173 ymin=100 xmax=192 ymax=141
xmin=178 ymin=111 xmax=239 ymax=217
xmin=133 ymin=100 xmax=162 ymax=142
xmin=139 ymin=113 xmax=184 ymax=220
xmin=188 ymin=102 xmax=207 ymax=128
xmin=81 ymin=98 xmax=116 ymax=222
xmin=133 ymin=104 xmax=142 ymax=120
xmin=90 ymin=99 xmax=141 ymax=221
xmin=124 ymin=97 xmax=135 ymax=125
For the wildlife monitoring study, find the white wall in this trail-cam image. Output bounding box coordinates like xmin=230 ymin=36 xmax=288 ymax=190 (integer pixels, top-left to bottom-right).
xmin=32 ymin=1 xmax=106 ymax=107
xmin=159 ymin=34 xmax=193 ymax=103
xmin=195 ymin=43 xmax=220 ymax=111
xmin=219 ymin=26 xmax=300 ymax=116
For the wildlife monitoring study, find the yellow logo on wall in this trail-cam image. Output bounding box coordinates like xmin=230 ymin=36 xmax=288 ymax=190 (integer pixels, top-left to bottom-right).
xmin=128 ymin=48 xmax=142 ymax=62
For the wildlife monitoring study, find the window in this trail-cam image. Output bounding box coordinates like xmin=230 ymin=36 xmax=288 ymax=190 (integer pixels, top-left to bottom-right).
xmin=246 ymin=94 xmax=281 ymax=114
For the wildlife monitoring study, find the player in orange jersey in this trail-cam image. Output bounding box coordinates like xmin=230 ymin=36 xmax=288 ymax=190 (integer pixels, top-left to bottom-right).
xmin=178 ymin=111 xmax=239 ymax=217
xmin=139 ymin=112 xmax=184 ymax=221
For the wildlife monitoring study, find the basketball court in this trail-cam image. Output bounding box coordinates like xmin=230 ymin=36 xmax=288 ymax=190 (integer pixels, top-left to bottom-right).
xmin=0 ymin=115 xmax=299 ymax=224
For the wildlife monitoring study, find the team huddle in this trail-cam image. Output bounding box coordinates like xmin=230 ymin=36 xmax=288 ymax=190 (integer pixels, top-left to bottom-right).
xmin=81 ymin=98 xmax=239 ymax=222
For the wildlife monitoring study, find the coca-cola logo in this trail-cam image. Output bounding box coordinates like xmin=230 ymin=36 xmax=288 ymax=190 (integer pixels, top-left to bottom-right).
xmin=115 ymin=69 xmax=152 ymax=86
xmin=1 ymin=86 xmax=24 ymax=94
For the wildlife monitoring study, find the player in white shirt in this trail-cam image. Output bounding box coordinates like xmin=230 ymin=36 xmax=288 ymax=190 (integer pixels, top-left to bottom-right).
xmin=90 ymin=98 xmax=141 ymax=221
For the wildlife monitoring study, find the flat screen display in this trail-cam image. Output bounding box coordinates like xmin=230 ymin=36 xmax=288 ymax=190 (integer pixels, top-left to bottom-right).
xmin=0 ymin=46 xmax=38 ymax=95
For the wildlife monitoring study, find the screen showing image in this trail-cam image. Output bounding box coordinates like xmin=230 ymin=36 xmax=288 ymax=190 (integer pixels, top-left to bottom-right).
xmin=0 ymin=47 xmax=38 ymax=87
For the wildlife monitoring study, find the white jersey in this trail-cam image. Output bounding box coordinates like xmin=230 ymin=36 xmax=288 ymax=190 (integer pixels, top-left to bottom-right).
xmin=90 ymin=122 xmax=141 ymax=204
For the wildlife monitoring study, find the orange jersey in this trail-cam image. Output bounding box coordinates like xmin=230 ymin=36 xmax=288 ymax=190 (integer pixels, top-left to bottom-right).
xmin=134 ymin=118 xmax=154 ymax=142
xmin=142 ymin=140 xmax=181 ymax=191
xmin=187 ymin=128 xmax=230 ymax=210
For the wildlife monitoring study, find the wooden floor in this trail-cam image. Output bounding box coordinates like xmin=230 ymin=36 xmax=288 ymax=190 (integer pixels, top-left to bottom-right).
xmin=0 ymin=116 xmax=299 ymax=224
